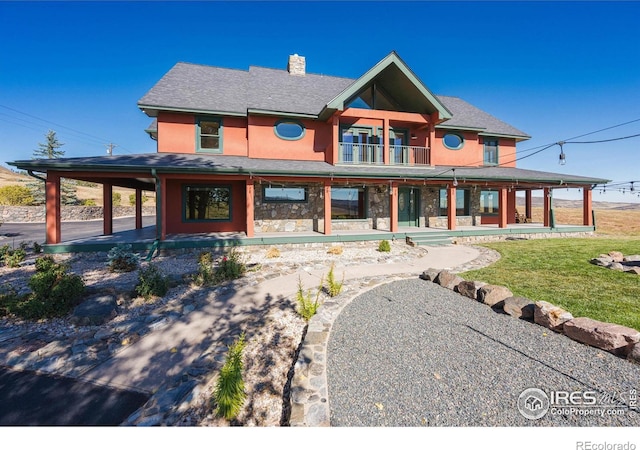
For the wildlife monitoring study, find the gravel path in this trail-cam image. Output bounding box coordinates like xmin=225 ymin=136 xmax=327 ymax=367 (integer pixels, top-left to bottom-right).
xmin=327 ymin=278 xmax=640 ymax=426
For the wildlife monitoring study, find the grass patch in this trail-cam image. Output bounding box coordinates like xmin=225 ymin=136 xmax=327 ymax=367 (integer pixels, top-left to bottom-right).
xmin=462 ymin=237 xmax=640 ymax=330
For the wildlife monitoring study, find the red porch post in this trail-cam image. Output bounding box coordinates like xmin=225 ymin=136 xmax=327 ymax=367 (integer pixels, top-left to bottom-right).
xmin=245 ymin=179 xmax=255 ymax=238
xmin=447 ymin=186 xmax=456 ymax=230
xmin=390 ymin=182 xmax=398 ymax=232
xmin=45 ymin=172 xmax=61 ymax=244
xmin=103 ymin=183 xmax=113 ymax=236
xmin=543 ymin=188 xmax=551 ymax=227
xmin=525 ymin=189 xmax=532 ymax=221
xmin=135 ymin=188 xmax=143 ymax=230
xmin=583 ymin=187 xmax=593 ymax=226
xmin=160 ymin=175 xmax=167 ymax=240
xmin=498 ymin=188 xmax=508 ymax=228
xmin=383 ymin=118 xmax=390 ymax=165
xmin=323 ymin=180 xmax=332 ymax=235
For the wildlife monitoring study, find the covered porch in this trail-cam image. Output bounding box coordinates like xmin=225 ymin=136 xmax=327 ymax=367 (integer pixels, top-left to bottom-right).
xmin=7 ymin=153 xmax=607 ymax=249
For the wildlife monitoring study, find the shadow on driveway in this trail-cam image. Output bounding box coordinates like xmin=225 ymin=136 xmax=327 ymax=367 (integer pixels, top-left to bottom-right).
xmin=0 ymin=366 xmax=149 ymax=426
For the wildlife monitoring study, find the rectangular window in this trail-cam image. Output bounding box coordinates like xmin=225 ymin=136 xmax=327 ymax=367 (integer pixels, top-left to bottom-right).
xmin=439 ymin=189 xmax=470 ymax=216
xmin=263 ymin=186 xmax=308 ymax=203
xmin=331 ymin=187 xmax=366 ymax=219
xmin=197 ymin=118 xmax=222 ymax=153
xmin=184 ymin=185 xmax=231 ymax=221
xmin=480 ymin=190 xmax=498 ymax=215
xmin=484 ymin=139 xmax=499 ymax=165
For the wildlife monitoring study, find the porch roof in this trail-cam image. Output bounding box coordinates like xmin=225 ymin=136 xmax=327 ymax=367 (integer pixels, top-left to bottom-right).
xmin=9 ymin=153 xmax=609 ymax=187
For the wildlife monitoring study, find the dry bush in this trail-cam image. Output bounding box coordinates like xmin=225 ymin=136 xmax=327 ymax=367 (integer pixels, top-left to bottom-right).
xmin=265 ymin=247 xmax=281 ymax=259
xmin=327 ymin=245 xmax=343 ymax=255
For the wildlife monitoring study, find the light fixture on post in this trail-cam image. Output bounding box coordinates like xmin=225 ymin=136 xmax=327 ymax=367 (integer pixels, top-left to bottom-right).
xmin=558 ymin=141 xmax=566 ymax=165
xmin=452 ymin=168 xmax=458 ymax=187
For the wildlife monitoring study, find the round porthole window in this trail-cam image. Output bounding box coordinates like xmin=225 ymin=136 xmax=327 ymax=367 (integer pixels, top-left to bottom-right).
xmin=275 ymin=120 xmax=305 ymax=140
xmin=443 ymin=133 xmax=464 ymax=150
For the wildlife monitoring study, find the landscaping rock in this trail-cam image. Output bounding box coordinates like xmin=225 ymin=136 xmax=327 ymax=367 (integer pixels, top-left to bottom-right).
xmin=419 ymin=268 xmax=440 ymax=282
xmin=608 ymin=262 xmax=625 ymax=271
xmin=434 ymin=270 xmax=464 ymax=291
xmin=70 ymin=295 xmax=118 ymax=326
xmin=590 ymin=257 xmax=612 ymax=267
xmin=625 ymin=267 xmax=640 ymax=275
xmin=477 ymin=285 xmax=513 ymax=308
xmin=623 ymin=255 xmax=640 ymax=262
xmin=533 ymin=301 xmax=573 ymax=332
xmin=563 ymin=317 xmax=640 ymax=357
xmin=503 ymin=296 xmax=535 ymax=320
xmin=456 ymin=280 xmax=486 ymax=300
xmin=627 ymin=343 xmax=640 ymax=364
xmin=608 ymin=251 xmax=625 ymax=262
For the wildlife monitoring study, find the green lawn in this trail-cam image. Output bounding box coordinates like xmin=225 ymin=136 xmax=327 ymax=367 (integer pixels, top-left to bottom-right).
xmin=461 ymin=237 xmax=640 ymax=331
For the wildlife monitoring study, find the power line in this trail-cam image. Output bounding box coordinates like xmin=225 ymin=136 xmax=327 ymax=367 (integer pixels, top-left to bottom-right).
xmin=0 ymin=104 xmax=137 ymax=155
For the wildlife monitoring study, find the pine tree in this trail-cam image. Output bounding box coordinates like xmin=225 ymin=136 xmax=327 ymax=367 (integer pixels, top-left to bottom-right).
xmin=33 ymin=130 xmax=65 ymax=159
xmin=28 ymin=130 xmax=78 ymax=205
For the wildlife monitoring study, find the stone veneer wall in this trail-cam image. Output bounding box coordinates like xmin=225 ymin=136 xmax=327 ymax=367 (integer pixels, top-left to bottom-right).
xmin=368 ymin=185 xmax=390 ymax=230
xmin=253 ymin=183 xmax=324 ymax=233
xmin=0 ymin=206 xmax=156 ymax=223
xmin=422 ymin=186 xmax=482 ymax=228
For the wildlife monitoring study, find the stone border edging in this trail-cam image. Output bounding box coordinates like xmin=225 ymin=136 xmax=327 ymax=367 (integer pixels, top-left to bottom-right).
xmin=288 ymin=244 xmax=501 ymax=427
xmin=423 ymin=269 xmax=640 ymax=365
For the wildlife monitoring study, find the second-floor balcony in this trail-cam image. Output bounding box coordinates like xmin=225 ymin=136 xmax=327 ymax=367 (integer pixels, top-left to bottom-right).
xmin=338 ymin=143 xmax=430 ymax=166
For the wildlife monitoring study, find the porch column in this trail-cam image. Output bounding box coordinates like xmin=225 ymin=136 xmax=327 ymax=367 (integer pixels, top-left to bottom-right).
xmin=447 ymin=186 xmax=456 ymax=231
xmin=45 ymin=172 xmax=61 ymax=244
xmin=498 ymin=188 xmax=508 ymax=228
xmin=159 ymin=175 xmax=167 ymax=241
xmin=332 ymin=114 xmax=340 ymax=165
xmin=103 ymin=183 xmax=113 ymax=236
xmin=583 ymin=187 xmax=593 ymax=226
xmin=135 ymin=188 xmax=143 ymax=230
xmin=543 ymin=188 xmax=551 ymax=227
xmin=245 ymin=179 xmax=255 ymax=238
xmin=383 ymin=118 xmax=390 ymax=165
xmin=525 ymin=189 xmax=532 ymax=221
xmin=323 ymin=181 xmax=332 ymax=235
xmin=390 ymin=182 xmax=398 ymax=232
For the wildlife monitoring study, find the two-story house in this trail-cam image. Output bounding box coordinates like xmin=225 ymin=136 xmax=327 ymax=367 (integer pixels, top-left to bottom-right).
xmin=10 ymin=52 xmax=607 ymax=247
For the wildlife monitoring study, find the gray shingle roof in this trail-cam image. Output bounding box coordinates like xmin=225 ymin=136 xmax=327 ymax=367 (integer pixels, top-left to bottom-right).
xmin=138 ymin=58 xmax=528 ymax=138
xmin=436 ymin=96 xmax=529 ymax=138
xmin=9 ymin=154 xmax=608 ymax=186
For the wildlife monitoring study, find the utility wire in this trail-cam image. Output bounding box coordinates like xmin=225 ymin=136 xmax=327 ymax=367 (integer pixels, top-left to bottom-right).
xmin=0 ymin=103 xmax=137 ymax=155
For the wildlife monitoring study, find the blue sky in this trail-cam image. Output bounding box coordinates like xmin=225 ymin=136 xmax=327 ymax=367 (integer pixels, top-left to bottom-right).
xmin=1 ymin=1 xmax=639 ymax=203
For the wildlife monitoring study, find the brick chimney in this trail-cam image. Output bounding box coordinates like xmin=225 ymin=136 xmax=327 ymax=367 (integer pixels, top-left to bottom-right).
xmin=287 ymin=54 xmax=305 ymax=76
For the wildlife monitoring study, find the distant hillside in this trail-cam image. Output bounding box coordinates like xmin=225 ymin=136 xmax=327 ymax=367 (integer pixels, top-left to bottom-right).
xmin=0 ymin=166 xmax=154 ymax=205
xmin=516 ymin=196 xmax=640 ymax=211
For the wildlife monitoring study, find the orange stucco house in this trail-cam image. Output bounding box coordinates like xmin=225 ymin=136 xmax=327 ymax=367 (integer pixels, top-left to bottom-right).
xmin=10 ymin=52 xmax=607 ymax=246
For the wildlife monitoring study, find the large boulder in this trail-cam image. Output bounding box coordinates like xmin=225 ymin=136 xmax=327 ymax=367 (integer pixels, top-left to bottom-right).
xmin=533 ymin=301 xmax=573 ymax=332
xmin=434 ymin=270 xmax=464 ymax=291
xmin=456 ymin=280 xmax=486 ymax=300
xmin=70 ymin=294 xmax=118 ymax=326
xmin=623 ymin=255 xmax=640 ymax=262
xmin=608 ymin=251 xmax=625 ymax=262
xmin=590 ymin=257 xmax=612 ymax=267
xmin=477 ymin=285 xmax=513 ymax=308
xmin=503 ymin=296 xmax=535 ymax=321
xmin=628 ymin=343 xmax=640 ymax=364
xmin=625 ymin=267 xmax=640 ymax=275
xmin=563 ymin=317 xmax=640 ymax=357
xmin=419 ymin=268 xmax=441 ymax=282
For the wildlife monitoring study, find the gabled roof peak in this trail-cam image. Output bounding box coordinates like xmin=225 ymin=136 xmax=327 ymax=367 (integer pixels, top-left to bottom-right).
xmin=319 ymin=51 xmax=453 ymax=120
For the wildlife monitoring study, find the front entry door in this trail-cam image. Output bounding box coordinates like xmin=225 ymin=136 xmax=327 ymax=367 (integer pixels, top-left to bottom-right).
xmin=398 ymin=187 xmax=418 ymax=227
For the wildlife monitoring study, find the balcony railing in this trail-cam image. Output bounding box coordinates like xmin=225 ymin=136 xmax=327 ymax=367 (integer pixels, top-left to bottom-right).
xmin=338 ymin=143 xmax=384 ymax=165
xmin=390 ymin=145 xmax=431 ymax=166
xmin=338 ymin=143 xmax=430 ymax=166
